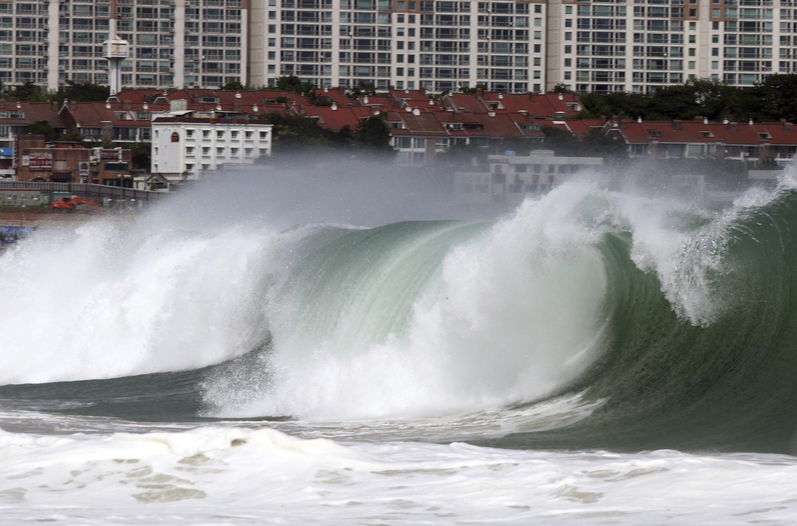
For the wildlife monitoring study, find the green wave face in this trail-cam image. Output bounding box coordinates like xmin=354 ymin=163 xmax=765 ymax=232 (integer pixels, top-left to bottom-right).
xmin=490 ymin=188 xmax=797 ymax=454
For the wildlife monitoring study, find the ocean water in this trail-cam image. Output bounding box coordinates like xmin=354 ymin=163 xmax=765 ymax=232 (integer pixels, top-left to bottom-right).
xmin=2 ymin=165 xmax=797 ymax=524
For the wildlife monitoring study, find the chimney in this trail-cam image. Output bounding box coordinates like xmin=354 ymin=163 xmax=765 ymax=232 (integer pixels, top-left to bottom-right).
xmin=170 ymin=99 xmax=187 ymax=112
xmin=101 ymin=120 xmax=113 ymax=147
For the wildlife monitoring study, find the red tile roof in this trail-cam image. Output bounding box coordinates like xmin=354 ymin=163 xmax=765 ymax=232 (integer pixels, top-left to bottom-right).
xmin=438 ymin=91 xmax=581 ymax=119
xmin=299 ymin=105 xmax=375 ymax=130
xmin=109 ymin=88 xmax=305 ymax=113
xmin=0 ymin=101 xmax=62 ymax=128
xmin=481 ymin=92 xmax=581 ymax=117
xmin=312 ymin=87 xmax=354 ymax=106
xmin=61 ymin=101 xmax=169 ymax=128
xmin=609 ymin=119 xmax=797 ymax=146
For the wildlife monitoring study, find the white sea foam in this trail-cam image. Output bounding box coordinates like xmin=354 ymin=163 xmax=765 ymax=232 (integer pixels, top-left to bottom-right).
xmin=0 ymin=425 xmax=795 ymax=525
xmin=0 ymin=217 xmax=276 ymax=384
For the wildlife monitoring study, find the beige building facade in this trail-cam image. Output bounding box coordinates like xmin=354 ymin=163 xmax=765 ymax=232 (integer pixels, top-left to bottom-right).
xmin=0 ymin=0 xmax=249 ymax=91
xmin=2 ymin=1 xmax=797 ymax=95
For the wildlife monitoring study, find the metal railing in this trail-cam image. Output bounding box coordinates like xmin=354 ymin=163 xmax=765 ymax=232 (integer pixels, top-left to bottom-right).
xmin=0 ymin=182 xmax=165 ymax=205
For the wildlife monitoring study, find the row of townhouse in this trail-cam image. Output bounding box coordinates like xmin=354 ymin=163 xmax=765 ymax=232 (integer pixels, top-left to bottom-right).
xmin=296 ymin=88 xmax=582 ymax=164
xmin=292 ymin=87 xmax=797 ymax=167
xmin=7 ymin=1 xmax=797 ymax=95
xmin=572 ymin=117 xmax=797 ymax=166
xmin=3 ymin=87 xmax=797 ymax=187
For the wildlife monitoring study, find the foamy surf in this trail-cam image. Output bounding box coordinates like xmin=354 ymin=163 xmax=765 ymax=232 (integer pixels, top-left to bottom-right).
xmin=0 ymin=426 xmax=795 ymax=525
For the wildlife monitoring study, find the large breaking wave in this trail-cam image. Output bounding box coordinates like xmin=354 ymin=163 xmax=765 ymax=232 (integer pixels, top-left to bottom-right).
xmin=3 ymin=165 xmax=797 ymax=453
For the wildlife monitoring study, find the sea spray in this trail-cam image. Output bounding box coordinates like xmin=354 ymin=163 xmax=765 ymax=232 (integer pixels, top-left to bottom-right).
xmin=0 ymin=218 xmax=274 ymax=384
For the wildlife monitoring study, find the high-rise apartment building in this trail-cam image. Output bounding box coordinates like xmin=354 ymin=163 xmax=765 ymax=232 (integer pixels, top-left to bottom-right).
xmin=249 ymin=0 xmax=548 ymax=93
xmin=2 ymin=1 xmax=797 ymax=95
xmin=0 ymin=0 xmax=248 ymax=92
xmin=547 ymin=0 xmax=797 ymax=94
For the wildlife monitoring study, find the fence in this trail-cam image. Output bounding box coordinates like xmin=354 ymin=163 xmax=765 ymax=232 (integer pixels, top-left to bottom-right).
xmin=0 ymin=182 xmax=165 ymax=206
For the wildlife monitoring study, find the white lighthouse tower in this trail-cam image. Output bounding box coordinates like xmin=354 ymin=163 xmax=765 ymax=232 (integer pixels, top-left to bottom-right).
xmin=104 ymin=35 xmax=130 ymax=96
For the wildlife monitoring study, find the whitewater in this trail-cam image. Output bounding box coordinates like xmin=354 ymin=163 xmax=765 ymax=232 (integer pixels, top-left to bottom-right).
xmin=2 ymin=161 xmax=797 ymax=524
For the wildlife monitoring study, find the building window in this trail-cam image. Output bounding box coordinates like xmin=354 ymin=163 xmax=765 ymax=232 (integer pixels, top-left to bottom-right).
xmin=171 ymin=131 xmax=179 ymax=142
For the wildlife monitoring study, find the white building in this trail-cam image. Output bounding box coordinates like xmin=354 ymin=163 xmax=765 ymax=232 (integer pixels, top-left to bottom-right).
xmin=455 ymin=149 xmax=604 ymax=212
xmin=151 ymin=113 xmax=272 ymax=182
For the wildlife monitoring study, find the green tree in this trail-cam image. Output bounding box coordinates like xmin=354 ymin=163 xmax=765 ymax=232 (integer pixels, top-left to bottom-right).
xmin=577 ymin=91 xmax=653 ymax=120
xmin=541 ymin=125 xmax=579 ymax=154
xmin=131 ymin=142 xmax=151 ymax=170
xmin=331 ymin=124 xmax=354 ymax=149
xmin=23 ymin=121 xmax=60 ymax=142
xmin=3 ymin=81 xmax=49 ymax=102
xmin=275 ymin=75 xmax=314 ymax=94
xmin=575 ymin=79 xmax=754 ymax=122
xmin=754 ymin=74 xmax=797 ymax=122
xmin=221 ymin=80 xmax=246 ymax=91
xmin=60 ymin=128 xmax=85 ymax=142
xmin=580 ymin=128 xmax=627 ymax=160
xmin=353 ymin=115 xmax=392 ymax=151
xmin=55 ymin=81 xmax=109 ymax=103
xmin=262 ymin=112 xmax=335 ymax=153
xmin=651 ymin=79 xmax=741 ymax=121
